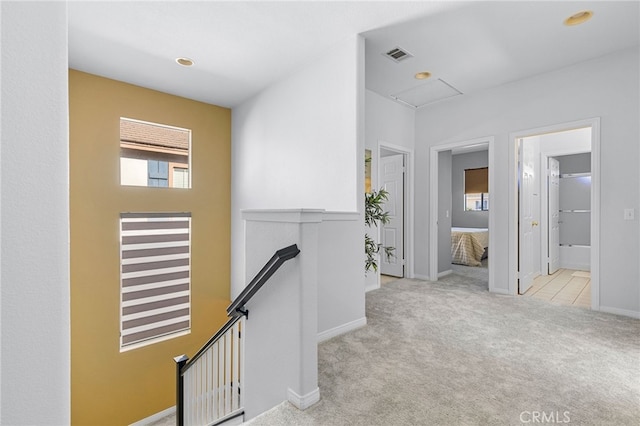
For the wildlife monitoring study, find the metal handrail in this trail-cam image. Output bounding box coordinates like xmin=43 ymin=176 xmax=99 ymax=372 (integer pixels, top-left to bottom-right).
xmin=226 ymin=244 xmax=300 ymax=318
xmin=174 ymin=244 xmax=300 ymax=426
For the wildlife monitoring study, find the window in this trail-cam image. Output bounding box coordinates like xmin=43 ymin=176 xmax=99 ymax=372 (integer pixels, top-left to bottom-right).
xmin=464 ymin=167 xmax=489 ymax=211
xmin=172 ymin=167 xmax=189 ymax=189
xmin=464 ymin=192 xmax=489 ymax=211
xmin=120 ymin=118 xmax=191 ymax=189
xmin=120 ymin=213 xmax=191 ymax=350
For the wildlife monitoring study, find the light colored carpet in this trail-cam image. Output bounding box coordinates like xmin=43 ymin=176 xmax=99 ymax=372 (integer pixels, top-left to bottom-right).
xmin=247 ymin=271 xmax=640 ymax=425
xmin=451 ymin=257 xmax=489 ymax=283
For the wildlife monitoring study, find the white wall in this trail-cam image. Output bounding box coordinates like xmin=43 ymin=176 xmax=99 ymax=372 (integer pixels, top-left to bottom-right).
xmin=365 ymin=90 xmax=415 ymax=156
xmin=539 ymin=127 xmax=591 ymax=155
xmin=318 ymin=212 xmax=365 ymax=339
xmin=232 ymin=36 xmax=365 ymax=334
xmin=364 ymin=90 xmax=414 ymax=289
xmin=415 ymin=48 xmax=639 ymax=315
xmin=0 ymin=2 xmax=70 ymax=424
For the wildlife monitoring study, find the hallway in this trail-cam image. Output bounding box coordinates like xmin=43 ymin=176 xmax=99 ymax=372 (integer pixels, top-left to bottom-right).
xmin=246 ymin=273 xmax=638 ymax=425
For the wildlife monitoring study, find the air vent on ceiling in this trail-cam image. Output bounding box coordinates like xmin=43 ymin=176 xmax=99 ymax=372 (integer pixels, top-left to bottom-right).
xmin=384 ymin=47 xmax=413 ymax=63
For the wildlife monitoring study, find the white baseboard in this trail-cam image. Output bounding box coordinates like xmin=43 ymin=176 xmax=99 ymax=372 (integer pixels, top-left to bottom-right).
xmin=560 ymin=262 xmax=590 ymax=271
xmin=215 ymin=411 xmax=244 ymax=426
xmin=413 ymin=273 xmax=429 ymax=281
xmin=438 ymin=270 xmax=452 ymax=278
xmin=598 ymin=305 xmax=640 ymax=319
xmin=365 ymin=281 xmax=380 ymax=293
xmin=317 ymin=317 xmax=366 ymax=343
xmin=287 ymin=387 xmax=320 ymax=410
xmin=489 ymin=287 xmax=510 ymax=295
xmin=129 ymin=406 xmax=175 ymax=426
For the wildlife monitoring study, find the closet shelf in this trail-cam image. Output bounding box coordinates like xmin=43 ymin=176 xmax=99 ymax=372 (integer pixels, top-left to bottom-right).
xmin=560 ymin=172 xmax=591 ymax=178
xmin=559 ymin=209 xmax=590 ymax=213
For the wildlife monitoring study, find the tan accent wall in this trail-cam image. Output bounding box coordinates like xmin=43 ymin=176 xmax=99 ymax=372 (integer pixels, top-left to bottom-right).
xmin=69 ymin=70 xmax=231 ymax=425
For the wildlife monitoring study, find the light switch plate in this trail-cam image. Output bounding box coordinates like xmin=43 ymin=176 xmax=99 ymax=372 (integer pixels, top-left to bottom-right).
xmin=624 ymin=209 xmax=635 ymax=220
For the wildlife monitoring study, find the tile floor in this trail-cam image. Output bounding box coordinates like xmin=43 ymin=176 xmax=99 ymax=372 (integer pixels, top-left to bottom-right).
xmin=380 ymin=274 xmax=401 ymax=285
xmin=524 ymin=268 xmax=591 ymax=308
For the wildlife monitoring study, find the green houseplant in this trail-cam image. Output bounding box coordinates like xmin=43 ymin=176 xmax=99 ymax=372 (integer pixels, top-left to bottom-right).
xmin=365 ymin=188 xmax=395 ymax=272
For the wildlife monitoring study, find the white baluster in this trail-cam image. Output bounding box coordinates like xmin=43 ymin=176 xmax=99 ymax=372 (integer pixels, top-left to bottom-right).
xmin=218 ymin=338 xmax=224 ymax=415
xmin=231 ymin=321 xmax=240 ymax=411
xmin=224 ymin=330 xmax=232 ymax=415
xmin=212 ymin=341 xmax=219 ymax=420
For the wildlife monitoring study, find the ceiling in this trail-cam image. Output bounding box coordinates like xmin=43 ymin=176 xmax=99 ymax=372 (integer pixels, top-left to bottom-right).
xmin=364 ymin=1 xmax=639 ymax=108
xmin=68 ymin=1 xmax=639 ymax=109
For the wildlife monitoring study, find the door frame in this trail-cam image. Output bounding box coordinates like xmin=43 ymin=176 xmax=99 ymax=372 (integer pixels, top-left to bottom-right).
xmin=378 ymin=142 xmax=414 ymax=279
xmin=429 ymin=136 xmax=496 ymax=293
xmin=508 ymin=117 xmax=600 ymax=309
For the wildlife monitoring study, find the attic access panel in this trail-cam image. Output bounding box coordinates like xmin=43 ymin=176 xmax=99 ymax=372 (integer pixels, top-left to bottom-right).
xmin=391 ymin=78 xmax=463 ymax=108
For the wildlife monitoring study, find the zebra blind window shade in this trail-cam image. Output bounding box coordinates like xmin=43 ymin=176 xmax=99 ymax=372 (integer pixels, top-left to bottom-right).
xmin=120 ymin=212 xmax=191 ymax=350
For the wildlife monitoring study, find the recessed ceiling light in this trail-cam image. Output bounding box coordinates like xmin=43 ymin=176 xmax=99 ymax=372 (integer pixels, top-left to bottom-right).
xmin=176 ymin=57 xmax=194 ymax=67
xmin=564 ymin=10 xmax=593 ymax=26
xmin=415 ymin=71 xmax=432 ymax=80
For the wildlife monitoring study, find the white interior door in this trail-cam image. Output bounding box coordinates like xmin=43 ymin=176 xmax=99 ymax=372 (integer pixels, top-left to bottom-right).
xmin=380 ymin=154 xmax=404 ymax=277
xmin=519 ymin=139 xmax=536 ymax=294
xmin=548 ymin=157 xmax=560 ymax=274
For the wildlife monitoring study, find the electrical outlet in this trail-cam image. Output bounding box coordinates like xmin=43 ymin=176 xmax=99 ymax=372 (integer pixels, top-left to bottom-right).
xmin=624 ymin=209 xmax=635 ymax=220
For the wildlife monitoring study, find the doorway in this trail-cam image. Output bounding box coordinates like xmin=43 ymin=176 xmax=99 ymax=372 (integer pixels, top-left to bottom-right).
xmin=509 ymin=118 xmax=600 ymax=309
xmin=429 ymin=137 xmax=496 ymax=292
xmin=517 ymin=128 xmax=592 ymax=294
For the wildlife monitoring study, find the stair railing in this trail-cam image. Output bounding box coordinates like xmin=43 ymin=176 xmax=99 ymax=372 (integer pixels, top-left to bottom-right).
xmin=174 ymin=244 xmax=300 ymax=426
